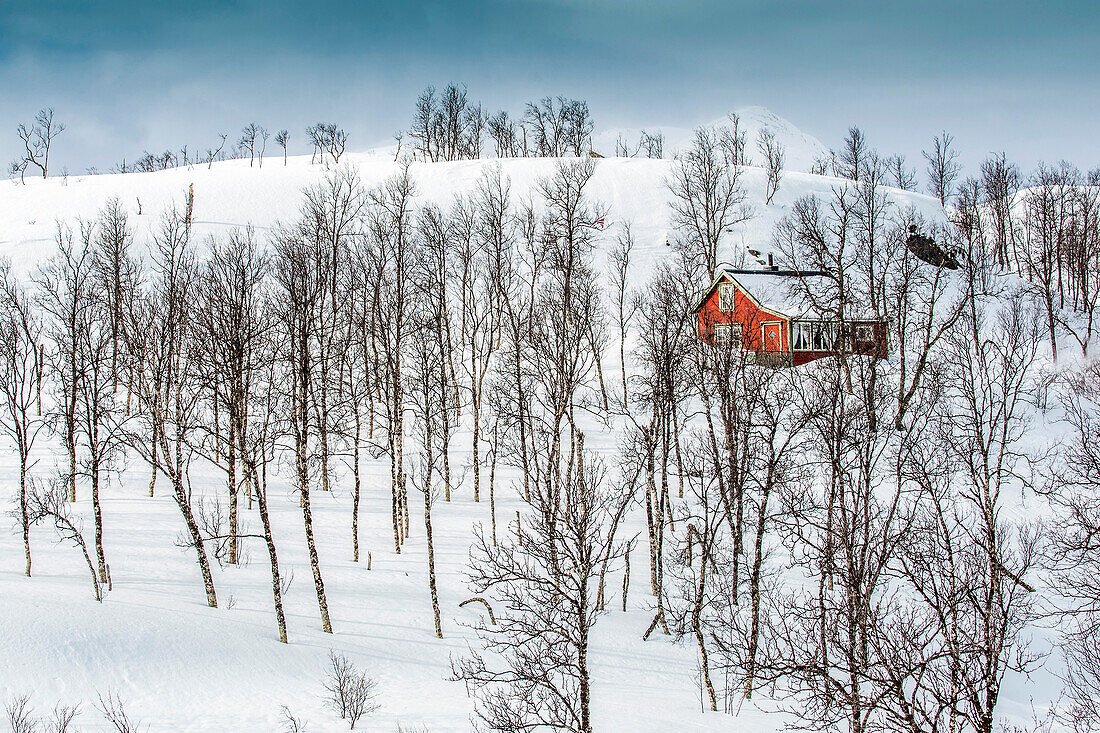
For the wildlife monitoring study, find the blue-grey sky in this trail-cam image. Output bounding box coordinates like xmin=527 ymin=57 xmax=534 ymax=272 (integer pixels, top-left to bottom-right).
xmin=1 ymin=0 xmax=1097 ymax=179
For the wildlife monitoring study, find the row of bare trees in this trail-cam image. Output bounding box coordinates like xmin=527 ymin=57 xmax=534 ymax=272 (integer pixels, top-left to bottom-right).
xmin=109 ymin=124 xmax=318 ymax=174
xmin=407 ymin=83 xmax=595 ymax=161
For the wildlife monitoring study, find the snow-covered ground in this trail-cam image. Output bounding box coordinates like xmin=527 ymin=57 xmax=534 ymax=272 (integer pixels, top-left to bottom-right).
xmin=0 ymin=112 xmax=1066 ymax=731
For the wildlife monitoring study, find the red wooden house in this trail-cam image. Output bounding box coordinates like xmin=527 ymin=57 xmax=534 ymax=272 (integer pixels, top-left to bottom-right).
xmin=692 ymin=266 xmax=889 ymax=366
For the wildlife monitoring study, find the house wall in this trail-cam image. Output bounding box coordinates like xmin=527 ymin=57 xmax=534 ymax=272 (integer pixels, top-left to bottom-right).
xmin=696 ymin=282 xmax=789 ymax=353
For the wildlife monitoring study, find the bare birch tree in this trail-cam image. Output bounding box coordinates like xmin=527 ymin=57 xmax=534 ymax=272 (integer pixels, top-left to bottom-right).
xmin=0 ymin=261 xmax=45 ymax=577
xmin=667 ymin=126 xmax=752 ymax=275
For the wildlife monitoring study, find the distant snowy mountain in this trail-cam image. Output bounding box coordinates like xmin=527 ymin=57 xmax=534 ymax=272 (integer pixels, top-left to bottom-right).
xmin=593 ymin=105 xmax=831 ymax=172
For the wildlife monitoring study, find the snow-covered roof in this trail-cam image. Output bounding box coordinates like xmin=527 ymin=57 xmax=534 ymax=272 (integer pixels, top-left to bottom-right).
xmin=726 ymin=270 xmax=830 ymax=320
xmin=694 ymin=265 xmax=831 ymax=319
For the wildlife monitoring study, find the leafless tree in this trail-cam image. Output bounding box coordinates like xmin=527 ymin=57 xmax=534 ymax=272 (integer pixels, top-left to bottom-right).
xmin=1048 ymin=362 xmax=1100 ymax=732
xmin=536 ymin=158 xmax=612 ymax=413
xmin=271 ymin=169 xmax=364 ymax=632
xmin=324 ymin=651 xmax=379 ymax=730
xmin=36 ymin=224 xmax=94 ymax=503
xmin=631 ymin=259 xmax=698 ymax=635
xmin=489 ymin=200 xmax=543 ymax=504
xmin=981 ymin=152 xmax=1022 ymax=269
xmin=667 ymin=125 xmax=753 ymax=275
xmin=271 ymin=217 xmax=329 ymax=624
xmin=809 ymin=154 xmax=832 ymax=177
xmin=11 ymin=108 xmax=64 ymax=181
xmin=886 ymin=154 xmax=917 ymax=191
xmin=257 ymin=126 xmax=269 ymax=167
xmin=638 ymin=129 xmax=665 ymax=159
xmin=608 ymin=224 xmax=639 ymax=404
xmin=524 ymin=96 xmax=593 ymax=157
xmin=487 ymin=110 xmax=522 ymax=158
xmin=454 ymin=440 xmax=629 ymax=733
xmin=889 ymin=218 xmax=966 ymax=429
xmin=720 ymin=112 xmax=749 ymax=166
xmin=837 ymin=125 xmax=867 ymax=181
xmin=280 ymin=706 xmax=308 ymax=733
xmin=310 ymin=167 xmax=366 ymax=500
xmin=667 ymin=437 xmax=725 ymax=711
xmin=757 ymin=128 xmax=785 ymax=205
xmin=91 ymin=198 xmax=140 ymax=396
xmin=409 ymin=83 xmax=487 ymax=161
xmin=28 ymin=476 xmax=102 ymax=601
xmin=365 ymin=166 xmax=417 ymax=553
xmin=206 ymin=133 xmax=228 ymax=169
xmin=1021 ymin=164 xmax=1071 ymax=361
xmin=340 ymin=244 xmax=374 ymax=561
xmin=406 ymin=305 xmax=446 ymax=638
xmin=936 ymin=287 xmax=1042 ymax=733
xmin=458 ymin=169 xmax=514 ymax=502
xmin=6 ymin=695 xmax=37 ymax=733
xmin=126 ymin=207 xmax=218 ymax=607
xmin=1057 ymin=171 xmax=1100 ymax=356
xmin=275 ymin=129 xmax=289 ymax=165
xmin=96 ymin=691 xmax=145 ymax=733
xmin=4 ymin=697 xmax=81 ymax=733
xmin=410 ymin=85 xmax=439 ymax=161
xmin=923 ymin=130 xmax=961 ymax=207
xmin=194 ymin=228 xmax=269 ymax=566
xmin=77 ymin=235 xmax=129 ymax=583
xmin=764 ymin=357 xmax=905 ymax=733
xmin=239 ymin=123 xmax=261 ymax=166
xmin=0 ymin=261 xmax=45 ymax=577
xmin=308 ymin=123 xmax=349 ymax=166
xmin=413 ymin=204 xmax=459 ymax=502
xmin=773 ymin=187 xmax=862 ymax=389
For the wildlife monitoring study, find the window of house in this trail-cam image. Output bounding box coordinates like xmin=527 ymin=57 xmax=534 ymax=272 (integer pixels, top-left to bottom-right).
xmin=792 ymin=322 xmax=812 ymax=350
xmin=715 ymin=323 xmax=742 ymax=349
xmin=856 ymin=324 xmax=874 ymax=342
xmin=811 ymin=323 xmax=828 ymax=350
xmin=718 ymin=283 xmax=735 ymax=312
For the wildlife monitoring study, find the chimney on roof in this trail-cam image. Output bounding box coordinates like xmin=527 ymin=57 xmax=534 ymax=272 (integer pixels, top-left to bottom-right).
xmin=768 ymin=253 xmax=777 ymax=271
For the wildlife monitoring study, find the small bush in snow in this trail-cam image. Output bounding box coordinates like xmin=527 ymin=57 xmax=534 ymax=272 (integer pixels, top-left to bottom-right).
xmin=5 ymin=696 xmax=81 ymax=733
xmin=97 ymin=691 xmax=146 ymax=733
xmin=280 ymin=705 xmax=308 ymax=732
xmin=323 ymin=651 xmax=379 ymax=730
xmin=7 ymin=695 xmax=37 ymax=733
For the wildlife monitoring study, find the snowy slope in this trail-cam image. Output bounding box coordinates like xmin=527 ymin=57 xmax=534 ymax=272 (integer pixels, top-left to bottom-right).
xmin=0 ymin=123 xmax=1008 ymax=732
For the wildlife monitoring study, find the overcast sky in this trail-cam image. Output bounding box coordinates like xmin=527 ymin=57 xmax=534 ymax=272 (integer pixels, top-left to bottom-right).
xmin=1 ymin=0 xmax=1097 ymax=179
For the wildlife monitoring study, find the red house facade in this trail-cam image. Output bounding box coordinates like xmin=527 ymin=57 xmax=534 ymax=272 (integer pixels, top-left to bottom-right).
xmin=693 ymin=266 xmax=888 ymax=366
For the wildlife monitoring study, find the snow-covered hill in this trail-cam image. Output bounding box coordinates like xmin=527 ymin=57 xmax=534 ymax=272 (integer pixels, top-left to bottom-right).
xmin=0 ymin=149 xmax=935 ymax=284
xmin=0 ymin=118 xmax=1030 ymax=733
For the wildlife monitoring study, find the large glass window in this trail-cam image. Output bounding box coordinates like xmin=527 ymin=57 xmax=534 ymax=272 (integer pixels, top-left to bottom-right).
xmin=791 ymin=320 xmax=880 ymax=352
